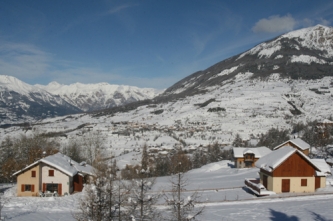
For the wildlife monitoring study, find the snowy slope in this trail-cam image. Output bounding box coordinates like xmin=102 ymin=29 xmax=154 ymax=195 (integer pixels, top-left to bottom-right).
xmin=2 ymin=161 xmax=333 ymax=221
xmin=35 ymin=82 xmax=160 ymax=112
xmin=238 ymin=25 xmax=333 ymax=59
xmin=162 ymin=25 xmax=333 ymax=98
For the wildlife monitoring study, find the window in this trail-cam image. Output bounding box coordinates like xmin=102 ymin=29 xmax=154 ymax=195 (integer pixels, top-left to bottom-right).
xmin=49 ymin=170 xmax=54 ymax=176
xmin=25 ymin=184 xmax=31 ymax=191
xmin=301 ymin=179 xmax=307 ymax=186
xmin=21 ymin=184 xmax=34 ymax=192
xmin=46 ymin=183 xmax=58 ymax=193
xmin=31 ymin=171 xmax=36 ymax=177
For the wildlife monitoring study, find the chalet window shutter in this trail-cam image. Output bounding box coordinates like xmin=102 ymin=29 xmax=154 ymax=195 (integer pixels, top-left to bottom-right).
xmin=31 ymin=184 xmax=35 ymax=192
xmin=21 ymin=184 xmax=24 ymax=192
xmin=43 ymin=183 xmax=46 ymax=192
xmin=58 ymin=184 xmax=62 ymax=196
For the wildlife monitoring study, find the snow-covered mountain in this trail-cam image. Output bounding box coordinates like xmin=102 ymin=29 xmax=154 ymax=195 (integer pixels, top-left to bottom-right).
xmin=0 ymin=75 xmax=160 ymax=123
xmin=35 ymin=82 xmax=160 ymax=112
xmin=0 ymin=75 xmax=81 ymax=123
xmin=2 ymin=24 xmax=333 ymax=137
xmin=160 ymin=25 xmax=333 ymax=100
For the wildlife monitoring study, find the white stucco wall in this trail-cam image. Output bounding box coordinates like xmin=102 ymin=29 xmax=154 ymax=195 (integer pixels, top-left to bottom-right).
xmin=41 ymin=163 xmax=71 ymax=195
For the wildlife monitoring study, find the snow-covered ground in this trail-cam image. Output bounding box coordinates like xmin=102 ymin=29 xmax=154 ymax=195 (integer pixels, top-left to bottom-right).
xmin=2 ymin=161 xmax=333 ymax=221
xmin=2 ymin=75 xmax=333 ymax=169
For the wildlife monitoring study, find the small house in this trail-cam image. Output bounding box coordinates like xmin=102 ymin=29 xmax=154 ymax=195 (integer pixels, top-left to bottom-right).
xmin=233 ymin=147 xmax=271 ymax=168
xmin=273 ymin=138 xmax=310 ymax=156
xmin=13 ymin=152 xmax=94 ymax=197
xmin=251 ymin=146 xmax=327 ymax=194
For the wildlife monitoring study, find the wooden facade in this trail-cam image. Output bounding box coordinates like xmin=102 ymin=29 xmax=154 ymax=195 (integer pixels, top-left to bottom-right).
xmin=272 ymin=152 xmax=316 ymax=177
xmin=73 ymin=174 xmax=84 ymax=192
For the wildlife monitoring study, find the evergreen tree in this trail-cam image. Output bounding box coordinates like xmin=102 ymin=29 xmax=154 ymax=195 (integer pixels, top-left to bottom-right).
xmin=232 ymin=133 xmax=244 ymax=147
xmin=141 ymin=143 xmax=149 ymax=171
xmin=208 ymin=142 xmax=221 ymax=163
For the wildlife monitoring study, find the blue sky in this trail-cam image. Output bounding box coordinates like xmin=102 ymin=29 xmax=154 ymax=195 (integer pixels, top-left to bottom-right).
xmin=1 ymin=0 xmax=333 ymax=89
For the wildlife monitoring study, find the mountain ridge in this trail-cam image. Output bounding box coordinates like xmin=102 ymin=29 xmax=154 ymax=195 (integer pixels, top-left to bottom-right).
xmin=0 ymin=75 xmax=160 ymax=123
xmin=159 ymin=25 xmax=333 ymax=101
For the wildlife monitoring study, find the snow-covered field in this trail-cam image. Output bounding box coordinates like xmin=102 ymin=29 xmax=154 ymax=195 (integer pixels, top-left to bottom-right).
xmin=2 ymin=161 xmax=333 ymax=221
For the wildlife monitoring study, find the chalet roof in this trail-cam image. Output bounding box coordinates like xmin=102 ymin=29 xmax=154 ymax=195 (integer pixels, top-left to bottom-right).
xmin=311 ymin=159 xmax=332 ymax=175
xmin=233 ymin=146 xmax=271 ymax=158
xmin=273 ymin=138 xmax=310 ymax=151
xmin=255 ymin=146 xmax=321 ymax=173
xmin=13 ymin=152 xmax=94 ymax=177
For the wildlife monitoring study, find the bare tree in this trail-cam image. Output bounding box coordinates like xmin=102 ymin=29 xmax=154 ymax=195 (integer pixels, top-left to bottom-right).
xmin=74 ymin=156 xmax=130 ymax=221
xmin=81 ymin=131 xmax=106 ymax=167
xmin=127 ymin=169 xmax=160 ymax=221
xmin=62 ymin=137 xmax=85 ymax=163
xmin=164 ymin=164 xmax=204 ymax=221
xmin=0 ymin=134 xmax=59 ymax=182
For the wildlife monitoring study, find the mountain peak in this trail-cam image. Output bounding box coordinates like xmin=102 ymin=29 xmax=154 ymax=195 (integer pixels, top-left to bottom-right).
xmin=161 ymin=25 xmax=333 ymax=99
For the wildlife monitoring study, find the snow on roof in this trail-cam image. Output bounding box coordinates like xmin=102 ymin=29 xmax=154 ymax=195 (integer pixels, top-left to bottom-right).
xmin=243 ymin=148 xmax=254 ymax=154
xmin=40 ymin=153 xmax=78 ymax=176
xmin=311 ymin=159 xmax=332 ymax=175
xmin=13 ymin=152 xmax=95 ymax=177
xmin=326 ymin=158 xmax=333 ymax=164
xmin=273 ymin=138 xmax=310 ymax=151
xmin=255 ymin=146 xmax=321 ymax=173
xmin=255 ymin=146 xmax=295 ymax=172
xmin=233 ymin=146 xmax=271 ymax=158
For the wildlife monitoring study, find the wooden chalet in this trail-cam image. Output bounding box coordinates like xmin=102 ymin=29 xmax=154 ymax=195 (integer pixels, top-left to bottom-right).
xmin=247 ymin=146 xmax=327 ymax=194
xmin=233 ymin=147 xmax=271 ymax=168
xmin=273 ymin=138 xmax=310 ymax=156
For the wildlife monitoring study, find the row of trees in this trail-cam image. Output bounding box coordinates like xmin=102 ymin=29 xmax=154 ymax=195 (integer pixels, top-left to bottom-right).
xmin=121 ymin=142 xmax=232 ymax=179
xmin=75 ymin=147 xmax=205 ymax=221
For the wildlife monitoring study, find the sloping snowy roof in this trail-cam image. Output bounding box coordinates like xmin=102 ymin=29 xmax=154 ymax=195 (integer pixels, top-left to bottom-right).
xmin=311 ymin=159 xmax=332 ymax=175
xmin=13 ymin=152 xmax=94 ymax=177
xmin=273 ymin=138 xmax=310 ymax=151
xmin=233 ymin=146 xmax=272 ymax=158
xmin=40 ymin=153 xmax=78 ymax=176
xmin=255 ymin=146 xmax=321 ymax=173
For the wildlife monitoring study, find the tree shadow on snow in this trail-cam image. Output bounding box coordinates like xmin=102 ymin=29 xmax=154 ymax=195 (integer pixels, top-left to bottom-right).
xmin=308 ymin=211 xmax=333 ymax=221
xmin=270 ymin=209 xmax=299 ymax=221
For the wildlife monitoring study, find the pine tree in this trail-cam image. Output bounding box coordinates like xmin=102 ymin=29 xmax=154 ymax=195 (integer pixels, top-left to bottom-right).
xmin=232 ymin=133 xmax=244 ymax=147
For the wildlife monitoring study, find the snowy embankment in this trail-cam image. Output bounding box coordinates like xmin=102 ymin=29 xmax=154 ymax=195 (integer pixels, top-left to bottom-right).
xmin=2 ymin=161 xmax=333 ymax=221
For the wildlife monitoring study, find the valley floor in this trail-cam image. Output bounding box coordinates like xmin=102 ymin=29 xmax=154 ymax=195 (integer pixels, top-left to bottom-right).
xmin=2 ymin=161 xmax=333 ymax=221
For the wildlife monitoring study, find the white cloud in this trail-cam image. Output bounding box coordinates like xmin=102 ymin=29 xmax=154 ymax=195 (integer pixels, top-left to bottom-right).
xmin=0 ymin=42 xmax=51 ymax=80
xmin=107 ymin=4 xmax=138 ymax=15
xmin=252 ymin=14 xmax=296 ymax=33
xmin=301 ymin=18 xmax=331 ymax=27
